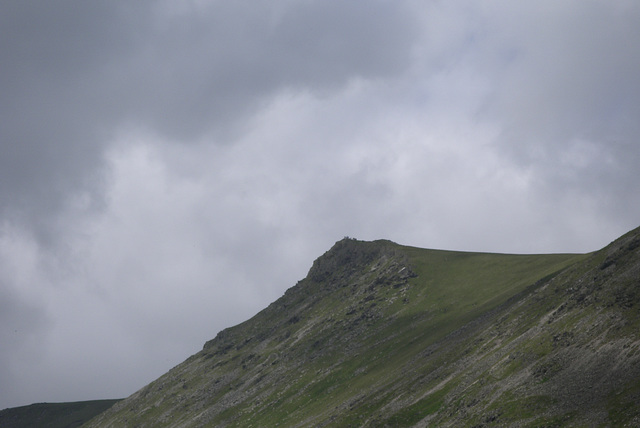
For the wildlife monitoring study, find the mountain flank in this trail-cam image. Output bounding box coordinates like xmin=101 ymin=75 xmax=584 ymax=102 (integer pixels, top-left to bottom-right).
xmin=78 ymin=227 xmax=639 ymax=426
xmin=0 ymin=399 xmax=120 ymax=428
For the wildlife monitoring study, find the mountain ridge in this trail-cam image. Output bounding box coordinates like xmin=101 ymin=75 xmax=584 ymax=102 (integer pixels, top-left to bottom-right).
xmin=4 ymin=228 xmax=637 ymax=427
xmin=86 ymin=228 xmax=640 ymax=427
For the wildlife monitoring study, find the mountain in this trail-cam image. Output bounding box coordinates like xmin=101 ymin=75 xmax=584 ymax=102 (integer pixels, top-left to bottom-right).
xmin=84 ymin=227 xmax=640 ymax=426
xmin=0 ymin=400 xmax=120 ymax=428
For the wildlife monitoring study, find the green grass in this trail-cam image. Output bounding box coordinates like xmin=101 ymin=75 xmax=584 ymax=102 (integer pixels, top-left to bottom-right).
xmin=606 ymin=380 xmax=640 ymax=426
xmin=383 ymin=387 xmax=449 ymax=426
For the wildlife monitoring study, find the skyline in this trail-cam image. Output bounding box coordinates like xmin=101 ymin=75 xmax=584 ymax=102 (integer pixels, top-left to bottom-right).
xmin=1 ymin=0 xmax=639 ymax=409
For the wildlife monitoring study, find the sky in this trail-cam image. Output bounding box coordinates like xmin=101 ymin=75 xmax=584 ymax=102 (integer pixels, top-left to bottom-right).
xmin=1 ymin=0 xmax=639 ymax=409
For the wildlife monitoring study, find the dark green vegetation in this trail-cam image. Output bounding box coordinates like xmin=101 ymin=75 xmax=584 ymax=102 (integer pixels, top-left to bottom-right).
xmin=0 ymin=399 xmax=120 ymax=428
xmin=84 ymin=227 xmax=640 ymax=427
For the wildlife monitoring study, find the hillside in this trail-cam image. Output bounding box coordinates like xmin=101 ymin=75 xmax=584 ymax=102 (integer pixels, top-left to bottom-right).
xmin=85 ymin=228 xmax=640 ymax=427
xmin=0 ymin=400 xmax=120 ymax=428
xmin=80 ymin=226 xmax=640 ymax=427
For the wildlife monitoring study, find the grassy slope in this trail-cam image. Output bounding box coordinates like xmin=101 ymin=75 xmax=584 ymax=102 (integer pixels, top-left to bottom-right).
xmin=419 ymin=227 xmax=640 ymax=427
xmin=0 ymin=400 xmax=121 ymax=428
xmin=391 ymin=247 xmax=584 ymax=347
xmin=87 ymin=237 xmax=590 ymax=427
xmin=315 ymin=248 xmax=587 ymax=427
xmin=223 ymin=248 xmax=584 ymax=427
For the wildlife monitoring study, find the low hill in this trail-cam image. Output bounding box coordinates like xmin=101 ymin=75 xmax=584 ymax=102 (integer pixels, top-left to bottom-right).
xmin=0 ymin=399 xmax=120 ymax=428
xmin=84 ymin=227 xmax=640 ymax=427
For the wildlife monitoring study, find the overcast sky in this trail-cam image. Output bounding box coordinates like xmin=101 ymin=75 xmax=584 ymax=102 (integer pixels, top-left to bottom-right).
xmin=1 ymin=0 xmax=639 ymax=409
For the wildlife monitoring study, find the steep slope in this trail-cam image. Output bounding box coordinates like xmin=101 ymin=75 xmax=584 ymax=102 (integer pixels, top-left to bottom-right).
xmin=419 ymin=226 xmax=640 ymax=427
xmin=85 ymin=236 xmax=601 ymax=427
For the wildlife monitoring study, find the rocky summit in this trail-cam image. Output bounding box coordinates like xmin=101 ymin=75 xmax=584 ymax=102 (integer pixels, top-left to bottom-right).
xmin=85 ymin=228 xmax=640 ymax=427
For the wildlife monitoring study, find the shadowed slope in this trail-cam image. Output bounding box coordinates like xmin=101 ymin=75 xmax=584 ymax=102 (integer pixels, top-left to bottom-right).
xmin=0 ymin=400 xmax=120 ymax=428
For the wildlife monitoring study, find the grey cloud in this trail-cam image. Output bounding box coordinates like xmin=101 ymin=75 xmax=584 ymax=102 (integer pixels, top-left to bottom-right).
xmin=0 ymin=281 xmax=50 ymax=408
xmin=0 ymin=0 xmax=419 ymax=243
xmin=115 ymin=0 xmax=419 ymax=141
xmin=480 ymin=2 xmax=640 ymax=156
xmin=448 ymin=1 xmax=640 ymax=243
xmin=0 ymin=1 xmax=144 ymax=241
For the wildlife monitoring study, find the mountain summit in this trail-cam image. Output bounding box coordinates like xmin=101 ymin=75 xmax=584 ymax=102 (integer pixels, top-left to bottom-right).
xmin=87 ymin=229 xmax=640 ymax=427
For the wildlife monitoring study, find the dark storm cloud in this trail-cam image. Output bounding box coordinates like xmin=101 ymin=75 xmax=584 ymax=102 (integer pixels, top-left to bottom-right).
xmin=112 ymin=0 xmax=418 ymax=140
xmin=0 ymin=1 xmax=141 ymax=239
xmin=0 ymin=0 xmax=418 ymax=238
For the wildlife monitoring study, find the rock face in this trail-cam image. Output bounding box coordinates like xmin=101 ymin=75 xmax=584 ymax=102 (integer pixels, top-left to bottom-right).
xmin=86 ymin=229 xmax=640 ymax=427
